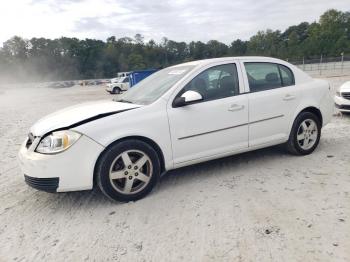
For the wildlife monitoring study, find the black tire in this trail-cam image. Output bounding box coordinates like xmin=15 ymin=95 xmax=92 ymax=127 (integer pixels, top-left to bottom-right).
xmin=286 ymin=111 xmax=321 ymax=155
xmin=113 ymin=87 xmax=121 ymax=94
xmin=96 ymin=139 xmax=160 ymax=202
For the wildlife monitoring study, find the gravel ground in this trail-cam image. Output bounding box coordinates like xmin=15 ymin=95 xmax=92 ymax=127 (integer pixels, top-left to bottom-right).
xmin=0 ymin=77 xmax=350 ymax=262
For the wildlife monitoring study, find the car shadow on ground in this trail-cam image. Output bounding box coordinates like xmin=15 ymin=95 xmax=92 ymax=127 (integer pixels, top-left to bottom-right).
xmin=31 ymin=186 xmax=116 ymax=208
xmin=30 ymin=145 xmax=288 ymax=208
xmin=158 ymin=145 xmax=287 ymax=191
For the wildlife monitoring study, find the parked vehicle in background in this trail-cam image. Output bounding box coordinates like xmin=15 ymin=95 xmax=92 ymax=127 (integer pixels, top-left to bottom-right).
xmin=106 ymin=76 xmax=130 ymax=94
xmin=109 ymin=77 xmax=119 ymax=84
xmin=101 ymin=79 xmax=111 ymax=84
xmin=106 ymin=70 xmax=158 ymax=94
xmin=129 ymin=69 xmax=158 ymax=87
xmin=89 ymin=80 xmax=103 ymax=85
xmin=18 ymin=57 xmax=333 ymax=202
xmin=79 ymin=80 xmax=104 ymax=86
xmin=47 ymin=81 xmax=75 ymax=88
xmin=335 ymin=81 xmax=350 ymax=113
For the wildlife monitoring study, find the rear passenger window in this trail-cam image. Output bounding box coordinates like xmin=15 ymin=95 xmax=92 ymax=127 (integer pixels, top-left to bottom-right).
xmin=244 ymin=62 xmax=294 ymax=92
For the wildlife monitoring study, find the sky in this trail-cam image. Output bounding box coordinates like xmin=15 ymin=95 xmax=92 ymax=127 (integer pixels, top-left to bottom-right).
xmin=0 ymin=0 xmax=349 ymax=45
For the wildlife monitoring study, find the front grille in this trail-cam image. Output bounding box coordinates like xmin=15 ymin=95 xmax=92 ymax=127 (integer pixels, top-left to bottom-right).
xmin=24 ymin=175 xmax=59 ymax=192
xmin=342 ymin=92 xmax=350 ymax=100
xmin=335 ymin=104 xmax=350 ymax=110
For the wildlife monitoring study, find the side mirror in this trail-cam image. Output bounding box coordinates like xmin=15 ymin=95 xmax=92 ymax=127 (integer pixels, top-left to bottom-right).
xmin=173 ymin=90 xmax=203 ymax=107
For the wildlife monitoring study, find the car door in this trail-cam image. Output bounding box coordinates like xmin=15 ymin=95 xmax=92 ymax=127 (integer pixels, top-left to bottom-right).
xmin=121 ymin=77 xmax=129 ymax=90
xmin=167 ymin=62 xmax=249 ymax=165
xmin=240 ymin=61 xmax=300 ymax=147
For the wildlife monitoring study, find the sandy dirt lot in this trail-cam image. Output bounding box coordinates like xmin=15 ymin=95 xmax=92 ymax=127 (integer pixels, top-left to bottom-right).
xmin=0 ymin=77 xmax=350 ymax=262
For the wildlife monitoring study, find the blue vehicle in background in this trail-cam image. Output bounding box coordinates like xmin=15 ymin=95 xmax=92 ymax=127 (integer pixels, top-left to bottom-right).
xmin=129 ymin=69 xmax=158 ymax=87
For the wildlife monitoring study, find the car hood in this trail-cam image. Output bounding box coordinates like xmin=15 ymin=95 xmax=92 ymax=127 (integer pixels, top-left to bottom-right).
xmin=340 ymin=81 xmax=350 ymax=92
xmin=30 ymin=100 xmax=140 ymax=136
xmin=107 ymin=83 xmax=117 ymax=88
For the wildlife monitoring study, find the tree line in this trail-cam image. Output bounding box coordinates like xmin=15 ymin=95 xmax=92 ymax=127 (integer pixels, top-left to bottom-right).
xmin=0 ymin=9 xmax=349 ymax=83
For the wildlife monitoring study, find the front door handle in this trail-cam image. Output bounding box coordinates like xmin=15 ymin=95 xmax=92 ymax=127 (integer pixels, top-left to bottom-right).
xmin=283 ymin=94 xmax=296 ymax=101
xmin=228 ymin=104 xmax=245 ymax=112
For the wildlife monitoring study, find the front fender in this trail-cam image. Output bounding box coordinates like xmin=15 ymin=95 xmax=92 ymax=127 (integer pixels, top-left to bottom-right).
xmin=72 ymin=100 xmax=174 ymax=170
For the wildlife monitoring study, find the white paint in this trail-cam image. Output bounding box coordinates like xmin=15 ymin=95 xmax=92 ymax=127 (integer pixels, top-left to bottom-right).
xmin=18 ymin=56 xmax=333 ymax=192
xmin=334 ymin=81 xmax=350 ymax=112
xmin=30 ymin=100 xmax=140 ymax=136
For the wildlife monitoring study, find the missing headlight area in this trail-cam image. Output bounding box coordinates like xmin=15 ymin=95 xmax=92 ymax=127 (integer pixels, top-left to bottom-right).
xmin=25 ymin=133 xmax=35 ymax=149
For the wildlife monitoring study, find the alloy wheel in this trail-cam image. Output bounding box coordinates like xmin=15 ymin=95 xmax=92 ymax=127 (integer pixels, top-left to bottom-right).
xmin=296 ymin=119 xmax=318 ymax=150
xmin=109 ymin=150 xmax=153 ymax=195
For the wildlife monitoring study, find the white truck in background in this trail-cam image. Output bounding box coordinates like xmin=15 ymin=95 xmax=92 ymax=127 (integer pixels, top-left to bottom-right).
xmin=106 ymin=73 xmax=130 ymax=94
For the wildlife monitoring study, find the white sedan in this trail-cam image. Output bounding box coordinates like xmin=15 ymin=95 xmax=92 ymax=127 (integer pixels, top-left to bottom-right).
xmin=334 ymin=81 xmax=350 ymax=113
xmin=18 ymin=57 xmax=333 ymax=202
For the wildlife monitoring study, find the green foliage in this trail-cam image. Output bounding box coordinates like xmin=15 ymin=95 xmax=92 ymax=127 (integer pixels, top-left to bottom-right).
xmin=229 ymin=39 xmax=247 ymax=56
xmin=0 ymin=9 xmax=349 ymax=83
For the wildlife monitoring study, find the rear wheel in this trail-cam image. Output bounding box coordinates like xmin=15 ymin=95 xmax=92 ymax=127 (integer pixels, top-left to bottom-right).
xmin=96 ymin=140 xmax=160 ymax=202
xmin=286 ymin=111 xmax=321 ymax=155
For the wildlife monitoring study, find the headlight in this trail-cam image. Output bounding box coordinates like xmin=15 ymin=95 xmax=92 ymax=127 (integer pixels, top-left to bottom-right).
xmin=36 ymin=130 xmax=81 ymax=154
xmin=336 ymin=90 xmax=341 ymax=97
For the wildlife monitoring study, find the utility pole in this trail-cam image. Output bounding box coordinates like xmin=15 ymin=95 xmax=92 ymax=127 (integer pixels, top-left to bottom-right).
xmin=341 ymin=52 xmax=344 ymax=74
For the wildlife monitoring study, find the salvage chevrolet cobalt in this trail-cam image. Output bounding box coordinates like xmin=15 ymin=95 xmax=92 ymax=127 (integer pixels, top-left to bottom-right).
xmin=18 ymin=57 xmax=333 ymax=202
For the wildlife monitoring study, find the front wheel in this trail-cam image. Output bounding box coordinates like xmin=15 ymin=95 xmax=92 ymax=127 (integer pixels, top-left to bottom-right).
xmin=96 ymin=140 xmax=160 ymax=202
xmin=286 ymin=112 xmax=321 ymax=155
xmin=112 ymin=87 xmax=121 ymax=94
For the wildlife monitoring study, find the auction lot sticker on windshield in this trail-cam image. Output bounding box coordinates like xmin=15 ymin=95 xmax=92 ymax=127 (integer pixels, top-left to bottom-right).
xmin=168 ymin=70 xmax=186 ymax=75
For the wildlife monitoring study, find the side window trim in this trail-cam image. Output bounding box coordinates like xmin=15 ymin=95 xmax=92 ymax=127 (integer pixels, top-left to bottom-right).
xmin=277 ymin=65 xmax=284 ymax=86
xmin=278 ymin=64 xmax=295 ymax=86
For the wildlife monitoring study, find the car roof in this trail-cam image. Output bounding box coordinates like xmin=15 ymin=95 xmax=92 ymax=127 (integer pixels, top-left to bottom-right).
xmin=166 ymin=56 xmax=312 ymax=85
xmin=170 ymin=56 xmax=288 ymax=68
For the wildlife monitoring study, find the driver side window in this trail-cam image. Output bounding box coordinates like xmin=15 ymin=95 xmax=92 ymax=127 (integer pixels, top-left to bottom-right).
xmin=179 ymin=63 xmax=239 ymax=102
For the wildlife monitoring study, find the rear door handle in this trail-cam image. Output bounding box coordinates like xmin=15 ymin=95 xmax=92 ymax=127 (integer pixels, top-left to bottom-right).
xmin=228 ymin=104 xmax=245 ymax=112
xmin=283 ymin=94 xmax=296 ymax=101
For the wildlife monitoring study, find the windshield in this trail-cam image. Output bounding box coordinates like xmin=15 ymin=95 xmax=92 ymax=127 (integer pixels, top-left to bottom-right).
xmin=118 ymin=77 xmax=127 ymax=83
xmin=115 ymin=65 xmax=195 ymax=105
